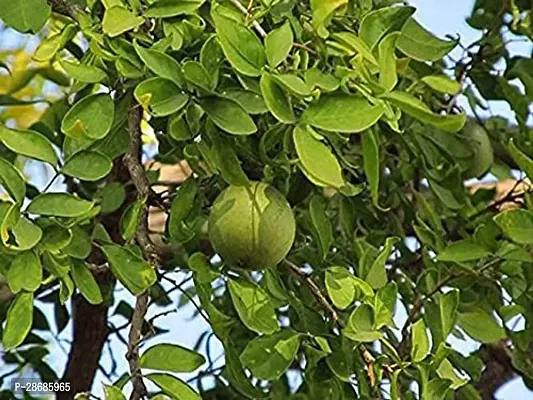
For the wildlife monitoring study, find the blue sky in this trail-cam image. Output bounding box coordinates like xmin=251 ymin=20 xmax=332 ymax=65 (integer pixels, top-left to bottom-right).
xmin=1 ymin=0 xmax=532 ymax=398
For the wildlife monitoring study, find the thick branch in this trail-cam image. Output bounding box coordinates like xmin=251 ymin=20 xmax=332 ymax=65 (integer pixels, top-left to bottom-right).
xmin=123 ymin=106 xmax=162 ymax=400
xmin=47 ymin=0 xmax=78 ymax=19
xmin=476 ymin=341 xmax=516 ymax=399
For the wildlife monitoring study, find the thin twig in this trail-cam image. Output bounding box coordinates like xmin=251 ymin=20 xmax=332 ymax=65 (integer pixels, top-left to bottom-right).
xmin=228 ymin=0 xmax=267 ymax=38
xmin=123 ymin=106 xmax=162 ymax=400
xmin=283 ymin=259 xmax=343 ymax=327
xmin=283 ymin=259 xmax=391 ymax=391
xmin=399 ymin=257 xmax=502 ymax=355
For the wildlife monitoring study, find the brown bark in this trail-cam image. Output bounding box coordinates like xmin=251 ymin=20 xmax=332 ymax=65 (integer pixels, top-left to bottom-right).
xmin=476 ymin=341 xmax=516 ymax=400
xmin=57 ymin=158 xmax=135 ymax=398
xmin=57 ymin=270 xmax=113 ymax=400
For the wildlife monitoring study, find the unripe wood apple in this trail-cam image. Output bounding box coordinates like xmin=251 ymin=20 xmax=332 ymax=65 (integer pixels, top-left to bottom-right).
xmin=463 ymin=123 xmax=494 ymax=179
xmin=208 ymin=182 xmax=296 ymax=270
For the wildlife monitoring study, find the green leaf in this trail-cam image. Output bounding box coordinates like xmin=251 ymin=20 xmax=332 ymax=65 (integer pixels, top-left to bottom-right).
xmin=301 ymin=95 xmax=385 ymax=133
xmin=397 ymin=18 xmax=457 ymax=62
xmin=59 ymin=59 xmax=107 ymax=83
xmin=168 ymin=179 xmax=197 ymax=241
xmin=425 ymin=291 xmax=459 ymax=348
xmin=102 ymin=245 xmax=156 ymax=295
xmin=359 ymin=6 xmax=415 ymax=49
xmin=273 ymin=74 xmax=311 ymax=97
xmin=145 ymin=374 xmax=200 ymax=400
xmin=343 ymin=304 xmax=383 ymax=342
xmin=134 ymin=78 xmax=189 ymax=117
xmin=228 ymin=279 xmax=279 ymax=334
xmin=61 ymin=94 xmax=115 ymax=140
xmin=223 ymin=89 xmax=267 ymax=114
xmin=378 ymin=32 xmax=399 ymax=92
xmin=436 ymin=359 xmax=467 ymax=389
xmin=381 ymin=91 xmax=466 ymax=132
xmin=0 ymin=0 xmax=50 ymax=33
xmin=28 ymin=193 xmax=94 ymax=217
xmin=3 ymin=215 xmax=43 ymax=251
xmin=141 ymin=343 xmax=205 ymax=372
xmin=240 ymin=330 xmax=301 ymax=380
xmin=102 ymin=6 xmax=144 ymax=37
xmin=437 ymin=240 xmax=492 ymax=262
xmin=188 ymin=253 xmax=219 ymax=284
xmin=325 ymin=266 xmax=356 ymax=310
xmin=304 ymin=68 xmax=340 ymax=92
xmin=7 ymin=251 xmax=42 ymax=293
xmin=0 ymin=126 xmax=58 ymax=166
xmin=224 ymin=339 xmax=268 ymax=398
xmin=330 ymin=32 xmax=379 ymax=66
xmin=364 ymin=237 xmax=398 ymax=289
xmin=198 ymin=96 xmax=256 ymax=135
xmin=508 ymin=138 xmax=533 ymax=181
xmin=310 ymin=0 xmax=348 ymax=38
xmin=120 ymin=199 xmax=143 ymax=241
xmin=265 ymin=21 xmax=293 ymax=67
xmin=168 ymin=114 xmax=192 ymax=141
xmin=362 ymin=130 xmax=382 ymax=209
xmin=100 ymin=182 xmax=126 ymax=214
xmin=422 ymin=75 xmax=461 ymax=94
xmin=212 ymin=11 xmax=266 ymax=76
xmin=133 ymin=42 xmax=184 ymax=86
xmin=145 ymin=0 xmax=204 ymax=18
xmin=260 ymin=72 xmax=296 ymax=124
xmin=183 ymin=61 xmax=215 ymax=92
xmin=2 ymin=292 xmax=33 ymax=350
xmin=293 ymin=125 xmax=344 ymax=188
xmin=309 ymin=196 xmax=333 ymax=259
xmin=71 ymin=260 xmax=103 ymax=305
xmin=0 ymin=158 xmax=25 ymax=203
xmin=373 ymin=282 xmax=397 ymax=328
xmin=39 ymin=225 xmax=72 ymax=252
xmin=62 ymin=151 xmax=112 ymax=181
xmin=494 ymin=209 xmax=533 ymax=244
xmin=411 ymin=319 xmax=430 ymax=362
xmin=33 ymin=35 xmax=63 ymax=63
xmin=426 ymin=378 xmax=452 ymax=400
xmin=457 ymin=309 xmax=506 ymax=343
xmin=104 ymin=385 xmax=126 ymax=400
xmin=211 ymin=136 xmax=250 ymax=186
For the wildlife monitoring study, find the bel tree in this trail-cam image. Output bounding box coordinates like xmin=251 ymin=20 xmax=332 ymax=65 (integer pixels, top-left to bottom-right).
xmin=0 ymin=0 xmax=532 ymax=399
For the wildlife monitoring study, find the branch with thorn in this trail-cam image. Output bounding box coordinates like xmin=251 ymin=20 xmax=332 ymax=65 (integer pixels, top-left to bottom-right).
xmin=398 ymin=257 xmax=502 ymax=356
xmin=123 ymin=106 xmax=162 ymax=400
xmin=282 ymin=259 xmax=392 ymax=391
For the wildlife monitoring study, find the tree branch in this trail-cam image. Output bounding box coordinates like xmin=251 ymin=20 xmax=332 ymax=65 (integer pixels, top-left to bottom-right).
xmin=123 ymin=106 xmax=161 ymax=400
xmin=282 ymin=259 xmax=391 ymax=392
xmin=47 ymin=0 xmax=78 ymax=19
xmin=476 ymin=341 xmax=516 ymax=399
xmin=398 ymin=257 xmax=502 ymax=356
xmin=228 ymin=0 xmax=267 ymax=38
xmin=283 ymin=259 xmax=343 ymax=327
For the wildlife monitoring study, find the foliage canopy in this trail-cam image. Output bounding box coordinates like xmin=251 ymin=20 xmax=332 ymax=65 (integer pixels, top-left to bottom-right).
xmin=0 ymin=0 xmax=532 ymax=399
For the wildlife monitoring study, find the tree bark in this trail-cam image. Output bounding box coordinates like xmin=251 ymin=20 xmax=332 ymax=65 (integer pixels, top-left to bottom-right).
xmin=57 ymin=157 xmax=135 ymax=398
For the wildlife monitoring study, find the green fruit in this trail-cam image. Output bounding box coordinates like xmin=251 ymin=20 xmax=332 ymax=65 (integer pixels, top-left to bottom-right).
xmin=208 ymin=182 xmax=296 ymax=270
xmin=463 ymin=123 xmax=494 ymax=179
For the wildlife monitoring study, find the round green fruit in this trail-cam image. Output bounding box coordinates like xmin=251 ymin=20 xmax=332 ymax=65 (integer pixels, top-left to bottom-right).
xmin=463 ymin=123 xmax=494 ymax=179
xmin=208 ymin=182 xmax=296 ymax=270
